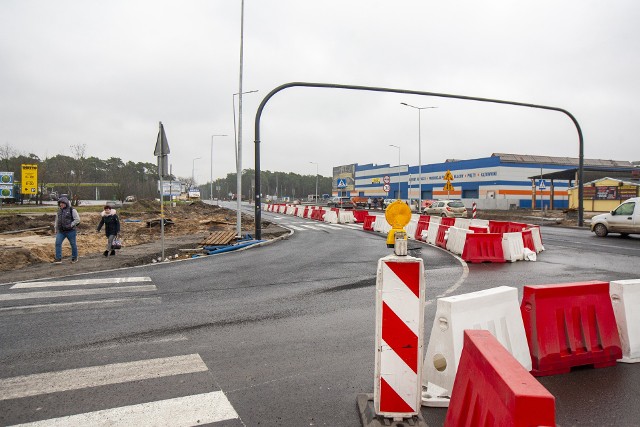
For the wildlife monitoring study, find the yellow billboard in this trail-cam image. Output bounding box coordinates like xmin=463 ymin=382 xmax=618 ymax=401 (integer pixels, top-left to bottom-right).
xmin=21 ymin=164 xmax=38 ymax=195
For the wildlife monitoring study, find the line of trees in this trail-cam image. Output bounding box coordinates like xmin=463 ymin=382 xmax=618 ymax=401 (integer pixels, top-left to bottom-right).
xmin=200 ymin=169 xmax=333 ymax=201
xmin=1 ymin=143 xmax=158 ymax=204
xmin=1 ymin=143 xmax=333 ymax=204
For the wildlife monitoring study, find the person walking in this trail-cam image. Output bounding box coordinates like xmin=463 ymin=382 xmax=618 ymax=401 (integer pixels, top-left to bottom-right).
xmin=53 ymin=196 xmax=80 ymax=264
xmin=96 ymin=205 xmax=120 ymax=256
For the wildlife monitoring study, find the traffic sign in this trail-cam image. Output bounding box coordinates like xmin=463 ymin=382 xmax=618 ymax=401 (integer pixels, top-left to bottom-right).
xmin=538 ymin=180 xmax=546 ymax=190
xmin=383 ymin=184 xmax=391 ymax=192
xmin=443 ymin=170 xmax=454 ymax=181
xmin=443 ymin=182 xmax=455 ymax=191
xmin=337 ymin=178 xmax=347 ymax=188
xmin=383 ymin=175 xmax=391 ymax=184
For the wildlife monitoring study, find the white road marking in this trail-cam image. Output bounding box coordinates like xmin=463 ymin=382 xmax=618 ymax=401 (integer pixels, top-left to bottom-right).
xmin=0 ymin=285 xmax=157 ymax=301
xmin=0 ymin=354 xmax=208 ymax=401
xmin=0 ymin=297 xmax=161 ymax=315
xmin=11 ymin=277 xmax=152 ymax=289
xmin=10 ymin=391 xmax=239 ymax=427
xmin=316 ymin=224 xmax=342 ymax=230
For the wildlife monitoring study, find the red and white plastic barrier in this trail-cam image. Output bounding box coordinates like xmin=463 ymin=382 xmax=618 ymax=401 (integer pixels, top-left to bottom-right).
xmin=374 ymin=254 xmax=425 ymax=417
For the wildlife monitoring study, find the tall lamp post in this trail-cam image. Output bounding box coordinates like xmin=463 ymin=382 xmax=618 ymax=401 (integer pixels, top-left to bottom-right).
xmin=309 ymin=161 xmax=319 ymax=203
xmin=401 ymin=102 xmax=437 ymax=212
xmin=210 ymin=135 xmax=227 ymax=200
xmin=233 ymin=89 xmax=258 ymax=236
xmin=389 ymin=144 xmax=401 ymax=199
xmin=192 ymin=157 xmax=201 ymax=186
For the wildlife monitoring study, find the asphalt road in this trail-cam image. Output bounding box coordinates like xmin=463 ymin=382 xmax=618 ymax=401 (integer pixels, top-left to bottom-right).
xmin=0 ymin=202 xmax=638 ymax=426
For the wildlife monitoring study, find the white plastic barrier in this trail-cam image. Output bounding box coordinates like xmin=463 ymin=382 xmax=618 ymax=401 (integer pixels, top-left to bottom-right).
xmin=502 ymin=232 xmax=525 ymax=262
xmin=373 ymin=216 xmax=391 ymax=234
xmin=446 ymin=227 xmax=473 ymax=255
xmin=530 ymin=227 xmax=545 ymax=252
xmin=422 ymin=286 xmax=532 ymax=407
xmin=405 ymin=219 xmax=419 ymax=240
xmin=296 ymin=207 xmax=306 ymax=218
xmin=324 ymin=210 xmax=339 ymax=224
xmin=425 ymin=218 xmax=441 ymax=246
xmin=338 ymin=210 xmax=356 ymax=224
xmin=610 ymin=279 xmax=640 ymax=363
xmin=286 ymin=205 xmax=296 ymax=215
xmin=469 ymin=218 xmax=490 ymax=229
xmin=453 ymin=218 xmax=471 ymax=230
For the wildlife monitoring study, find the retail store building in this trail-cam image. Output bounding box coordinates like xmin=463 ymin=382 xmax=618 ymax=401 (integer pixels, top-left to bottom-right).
xmin=332 ymin=153 xmax=637 ymax=210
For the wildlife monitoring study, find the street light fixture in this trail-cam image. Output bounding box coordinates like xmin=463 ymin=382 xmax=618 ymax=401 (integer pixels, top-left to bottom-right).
xmin=210 ymin=135 xmax=227 ymax=201
xmin=233 ymin=89 xmax=258 ymax=236
xmin=401 ymin=102 xmax=437 ymax=213
xmin=192 ymin=157 xmax=202 ymax=186
xmin=389 ymin=144 xmax=401 ymax=199
xmin=309 ymin=161 xmax=319 ymax=203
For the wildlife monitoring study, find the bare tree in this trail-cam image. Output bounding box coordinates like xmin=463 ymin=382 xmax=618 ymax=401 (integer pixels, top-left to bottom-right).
xmin=69 ymin=144 xmax=87 ymax=206
xmin=0 ymin=143 xmax=18 ymax=171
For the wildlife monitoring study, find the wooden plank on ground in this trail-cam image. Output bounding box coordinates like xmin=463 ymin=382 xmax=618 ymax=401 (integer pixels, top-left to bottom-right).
xmin=200 ymin=230 xmax=236 ymax=246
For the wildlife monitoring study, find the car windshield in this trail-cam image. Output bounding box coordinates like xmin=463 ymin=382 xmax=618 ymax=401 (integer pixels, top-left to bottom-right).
xmin=448 ymin=201 xmax=465 ymax=208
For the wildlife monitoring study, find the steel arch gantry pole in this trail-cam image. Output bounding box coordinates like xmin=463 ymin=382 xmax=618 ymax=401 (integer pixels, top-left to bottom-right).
xmin=254 ymin=82 xmax=584 ymax=240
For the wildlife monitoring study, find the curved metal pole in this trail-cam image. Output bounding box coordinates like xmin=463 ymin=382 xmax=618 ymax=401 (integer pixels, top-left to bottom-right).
xmin=254 ymin=82 xmax=584 ymax=239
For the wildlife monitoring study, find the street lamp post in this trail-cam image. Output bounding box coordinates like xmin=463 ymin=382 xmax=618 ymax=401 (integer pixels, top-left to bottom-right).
xmin=389 ymin=144 xmax=401 ymax=199
xmin=210 ymin=135 xmax=227 ymax=200
xmin=309 ymin=161 xmax=318 ymax=203
xmin=401 ymin=102 xmax=437 ymax=213
xmin=192 ymin=157 xmax=201 ymax=186
xmin=233 ymin=89 xmax=258 ymax=236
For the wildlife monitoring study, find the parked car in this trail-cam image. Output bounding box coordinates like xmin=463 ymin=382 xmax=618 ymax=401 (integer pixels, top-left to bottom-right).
xmin=327 ymin=196 xmax=354 ymax=209
xmin=424 ymin=200 xmax=468 ymax=218
xmin=125 ymin=195 xmax=136 ymax=202
xmin=591 ymin=197 xmax=640 ymax=237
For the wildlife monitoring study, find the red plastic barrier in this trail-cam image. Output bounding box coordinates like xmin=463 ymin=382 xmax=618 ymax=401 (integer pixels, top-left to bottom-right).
xmin=521 ymin=229 xmax=535 ymax=252
xmin=440 ymin=217 xmax=456 ymax=227
xmin=352 ymin=210 xmax=367 ymax=223
xmin=414 ymin=221 xmax=430 ymax=241
xmin=488 ymin=220 xmax=510 ymax=234
xmin=444 ymin=330 xmax=556 ymax=427
xmin=436 ymin=224 xmax=451 ymax=248
xmin=521 ymin=281 xmax=622 ymax=377
xmin=469 ymin=226 xmax=489 ymax=233
xmin=363 ymin=215 xmax=376 ymax=231
xmin=507 ymin=221 xmax=528 ymax=233
xmin=418 ymin=215 xmax=430 ymax=223
xmin=461 ymin=233 xmax=505 ymax=263
xmin=293 ymin=207 xmax=299 ymax=216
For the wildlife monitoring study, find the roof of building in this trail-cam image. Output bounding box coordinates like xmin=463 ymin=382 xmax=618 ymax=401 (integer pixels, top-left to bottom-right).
xmin=568 ymin=177 xmax=640 ymax=189
xmin=492 ymin=153 xmax=634 ymax=168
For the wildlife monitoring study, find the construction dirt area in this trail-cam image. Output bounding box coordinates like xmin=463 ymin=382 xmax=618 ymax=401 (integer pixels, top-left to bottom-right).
xmin=0 ymin=201 xmax=288 ymax=284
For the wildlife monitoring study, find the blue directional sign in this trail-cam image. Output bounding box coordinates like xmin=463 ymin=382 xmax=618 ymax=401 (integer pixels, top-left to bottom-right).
xmin=337 ymin=178 xmax=347 ymax=188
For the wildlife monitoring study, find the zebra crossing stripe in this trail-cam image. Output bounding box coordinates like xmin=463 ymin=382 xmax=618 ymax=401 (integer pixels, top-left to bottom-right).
xmin=0 ymin=354 xmax=208 ymax=401
xmin=0 ymin=285 xmax=157 ymax=301
xmin=10 ymin=391 xmax=239 ymax=427
xmin=0 ymin=297 xmax=162 ymax=315
xmin=11 ymin=277 xmax=152 ymax=290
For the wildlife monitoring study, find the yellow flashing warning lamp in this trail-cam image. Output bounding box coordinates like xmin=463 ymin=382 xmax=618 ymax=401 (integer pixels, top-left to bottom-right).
xmin=385 ymin=199 xmax=412 ymax=248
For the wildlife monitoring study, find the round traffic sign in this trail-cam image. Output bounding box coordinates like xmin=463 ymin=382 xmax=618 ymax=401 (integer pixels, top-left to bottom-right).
xmin=383 ymin=184 xmax=390 ymax=192
xmin=383 ymin=175 xmax=391 ymax=184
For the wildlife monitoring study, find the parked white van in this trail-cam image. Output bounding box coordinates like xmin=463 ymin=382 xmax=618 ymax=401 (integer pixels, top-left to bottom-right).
xmin=591 ymin=197 xmax=640 ymax=237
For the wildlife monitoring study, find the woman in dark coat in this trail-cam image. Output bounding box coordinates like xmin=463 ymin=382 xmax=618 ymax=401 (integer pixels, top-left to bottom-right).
xmin=96 ymin=205 xmax=120 ymax=256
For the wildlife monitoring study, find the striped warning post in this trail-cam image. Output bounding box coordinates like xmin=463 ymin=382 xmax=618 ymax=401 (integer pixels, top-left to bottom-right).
xmin=374 ymin=254 xmax=425 ymax=418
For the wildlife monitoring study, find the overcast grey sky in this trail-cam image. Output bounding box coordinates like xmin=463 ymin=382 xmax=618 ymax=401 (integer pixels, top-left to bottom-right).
xmin=1 ymin=1 xmax=638 ymax=185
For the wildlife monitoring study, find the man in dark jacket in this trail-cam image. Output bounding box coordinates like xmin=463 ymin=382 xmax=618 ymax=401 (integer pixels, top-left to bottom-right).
xmin=96 ymin=205 xmax=120 ymax=256
xmin=54 ymin=196 xmax=80 ymax=263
